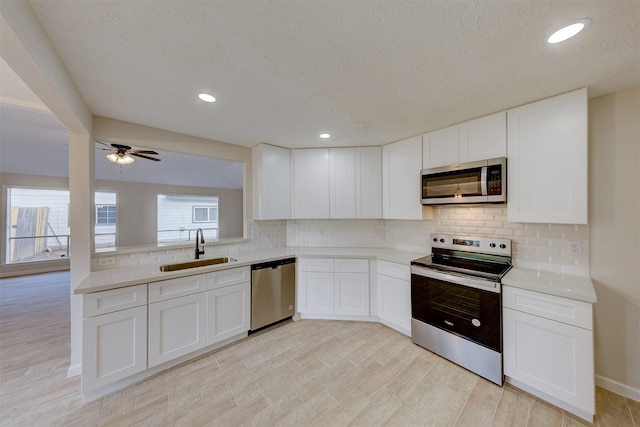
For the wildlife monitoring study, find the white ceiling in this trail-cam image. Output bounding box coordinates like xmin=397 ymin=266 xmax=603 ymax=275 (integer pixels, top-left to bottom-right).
xmin=1 ymin=0 xmax=639 ymax=170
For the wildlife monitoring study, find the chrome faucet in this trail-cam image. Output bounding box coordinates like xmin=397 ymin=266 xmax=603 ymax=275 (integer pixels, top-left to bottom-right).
xmin=195 ymin=228 xmax=205 ymax=259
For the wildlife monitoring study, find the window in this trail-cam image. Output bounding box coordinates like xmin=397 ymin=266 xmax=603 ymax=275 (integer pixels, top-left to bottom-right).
xmin=157 ymin=194 xmax=219 ymax=243
xmin=96 ymin=205 xmax=116 ymax=224
xmin=95 ymin=192 xmax=117 ymax=250
xmin=192 ymin=205 xmax=218 ymax=223
xmin=5 ymin=187 xmax=70 ymax=264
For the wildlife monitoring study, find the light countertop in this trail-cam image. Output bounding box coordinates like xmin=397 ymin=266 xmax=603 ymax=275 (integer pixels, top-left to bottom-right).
xmin=503 ymin=267 xmax=597 ymax=304
xmin=75 ymin=246 xmax=425 ymax=294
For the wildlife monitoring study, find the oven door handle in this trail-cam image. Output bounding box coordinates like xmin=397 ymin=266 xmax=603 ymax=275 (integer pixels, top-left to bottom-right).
xmin=410 ymin=265 xmax=501 ymax=293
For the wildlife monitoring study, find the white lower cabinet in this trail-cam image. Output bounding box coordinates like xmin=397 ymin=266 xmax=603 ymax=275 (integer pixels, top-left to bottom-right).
xmin=207 ymin=282 xmax=250 ymax=344
xmin=297 ymin=258 xmax=369 ymax=317
xmin=503 ymin=286 xmax=595 ymax=421
xmin=377 ymin=261 xmax=411 ymax=335
xmin=148 ymin=292 xmax=207 ymax=367
xmin=82 ymin=284 xmax=148 ymax=393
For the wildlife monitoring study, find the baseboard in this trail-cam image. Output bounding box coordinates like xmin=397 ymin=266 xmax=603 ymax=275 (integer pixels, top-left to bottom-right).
xmin=67 ymin=363 xmax=81 ymax=378
xmin=596 ymin=374 xmax=640 ymax=402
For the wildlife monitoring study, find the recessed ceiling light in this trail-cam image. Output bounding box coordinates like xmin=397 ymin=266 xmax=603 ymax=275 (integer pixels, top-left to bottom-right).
xmin=319 ymin=133 xmax=331 ymax=139
xmin=198 ymin=93 xmax=216 ymax=103
xmin=547 ymin=18 xmax=591 ymax=44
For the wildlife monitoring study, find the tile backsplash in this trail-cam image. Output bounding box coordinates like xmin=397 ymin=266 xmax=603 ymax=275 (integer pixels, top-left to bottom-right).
xmin=286 ymin=205 xmax=589 ymax=276
xmin=95 ymin=206 xmax=589 ymax=276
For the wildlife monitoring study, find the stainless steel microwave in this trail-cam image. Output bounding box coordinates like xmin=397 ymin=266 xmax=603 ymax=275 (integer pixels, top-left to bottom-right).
xmin=421 ymin=157 xmax=506 ymax=205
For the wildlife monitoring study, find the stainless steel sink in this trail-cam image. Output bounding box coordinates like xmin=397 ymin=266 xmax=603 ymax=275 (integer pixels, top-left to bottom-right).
xmin=160 ymin=256 xmax=237 ymax=272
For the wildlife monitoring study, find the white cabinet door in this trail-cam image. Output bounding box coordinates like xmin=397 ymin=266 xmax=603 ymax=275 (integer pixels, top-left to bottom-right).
xmin=335 ymin=272 xmax=369 ymax=316
xmin=330 ymin=148 xmax=356 ymax=218
xmin=207 ymin=282 xmax=250 ymax=344
xmin=507 ymin=88 xmax=588 ymax=224
xmin=293 ymin=148 xmax=330 ymax=218
xmin=459 ymin=111 xmax=506 ymax=163
xmin=82 ymin=306 xmax=147 ymax=392
xmin=382 ymin=136 xmax=423 ymax=220
xmin=355 ymin=147 xmax=382 ymax=218
xmin=504 ymin=307 xmax=594 ymax=415
xmin=148 ymin=293 xmax=207 ymax=367
xmin=252 ymin=143 xmax=292 ymax=220
xmin=297 ymin=271 xmax=335 ymax=314
xmin=422 ymin=125 xmax=458 ymax=169
xmin=377 ymin=272 xmax=411 ymax=335
xmin=148 ymin=274 xmax=206 ymax=303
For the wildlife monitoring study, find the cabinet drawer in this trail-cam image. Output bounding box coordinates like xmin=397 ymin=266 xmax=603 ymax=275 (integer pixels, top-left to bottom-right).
xmin=84 ymin=284 xmax=147 ymax=318
xmin=148 ymin=274 xmax=206 ymax=303
xmin=298 ymin=258 xmax=334 ymax=272
xmin=503 ymin=286 xmax=592 ymax=330
xmin=207 ymin=267 xmax=250 ymax=290
xmin=335 ymin=258 xmax=369 ymax=273
xmin=377 ymin=261 xmax=410 ymax=281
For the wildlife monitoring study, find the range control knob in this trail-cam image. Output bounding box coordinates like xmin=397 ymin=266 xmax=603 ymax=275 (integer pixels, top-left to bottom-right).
xmin=500 ymin=244 xmax=507 ymax=249
xmin=433 ymin=238 xmax=438 ymax=242
xmin=440 ymin=238 xmax=445 ymax=243
xmin=489 ymin=243 xmax=496 ymax=248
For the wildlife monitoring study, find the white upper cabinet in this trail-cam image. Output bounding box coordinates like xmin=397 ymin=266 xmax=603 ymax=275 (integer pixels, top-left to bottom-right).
xmin=252 ymin=143 xmax=291 ymax=220
xmin=383 ymin=136 xmax=423 ymax=220
xmin=330 ymin=148 xmax=356 ymax=218
xmin=423 ymin=112 xmax=506 ymax=169
xmin=294 ymin=147 xmax=382 ymax=219
xmin=422 ymin=125 xmax=459 ymax=169
xmin=293 ymin=148 xmax=330 ymax=218
xmin=507 ymin=89 xmax=588 ymax=224
xmin=355 ymin=147 xmax=382 ymax=218
xmin=459 ymin=112 xmax=507 ymax=163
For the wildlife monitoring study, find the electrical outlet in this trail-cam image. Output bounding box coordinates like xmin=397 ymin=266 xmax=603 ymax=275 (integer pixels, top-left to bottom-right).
xmin=567 ymin=240 xmax=583 ymax=256
xmin=97 ymin=257 xmax=116 ymax=266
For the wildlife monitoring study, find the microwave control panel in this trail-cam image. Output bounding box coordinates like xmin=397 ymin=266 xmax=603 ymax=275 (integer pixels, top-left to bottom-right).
xmin=487 ymin=165 xmax=502 ymax=195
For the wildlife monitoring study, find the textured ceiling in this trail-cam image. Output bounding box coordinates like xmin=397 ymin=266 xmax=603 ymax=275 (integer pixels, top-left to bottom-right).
xmin=6 ymin=0 xmax=640 ymax=152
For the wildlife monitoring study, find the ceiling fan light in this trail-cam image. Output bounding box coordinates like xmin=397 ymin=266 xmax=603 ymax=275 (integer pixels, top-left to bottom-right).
xmin=106 ymin=152 xmax=135 ymax=164
xmin=117 ymin=155 xmax=135 ymax=165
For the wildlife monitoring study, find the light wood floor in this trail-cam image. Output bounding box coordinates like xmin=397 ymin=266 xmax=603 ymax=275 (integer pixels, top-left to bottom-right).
xmin=1 ymin=272 xmax=638 ymax=426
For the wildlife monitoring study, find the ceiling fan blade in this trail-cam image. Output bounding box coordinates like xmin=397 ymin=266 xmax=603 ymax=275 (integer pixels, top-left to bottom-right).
xmin=111 ymin=143 xmax=132 ymax=151
xmin=96 ymin=140 xmax=112 ymax=148
xmin=130 ymin=152 xmax=161 ymax=161
xmin=131 ymin=150 xmax=159 ymax=155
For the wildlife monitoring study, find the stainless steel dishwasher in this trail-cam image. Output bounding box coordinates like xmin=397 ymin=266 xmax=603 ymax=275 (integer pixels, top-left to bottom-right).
xmin=250 ymin=258 xmax=296 ymax=331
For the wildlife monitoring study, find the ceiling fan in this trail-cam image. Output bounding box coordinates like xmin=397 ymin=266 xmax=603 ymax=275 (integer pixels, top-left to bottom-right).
xmin=96 ymin=141 xmax=161 ymax=164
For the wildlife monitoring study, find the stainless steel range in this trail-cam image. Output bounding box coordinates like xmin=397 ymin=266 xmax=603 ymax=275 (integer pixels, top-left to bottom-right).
xmin=410 ymin=233 xmax=512 ymax=385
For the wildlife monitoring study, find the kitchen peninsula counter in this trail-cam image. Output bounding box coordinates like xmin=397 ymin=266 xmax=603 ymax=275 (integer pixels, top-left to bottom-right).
xmin=75 ymin=247 xmax=425 ymax=294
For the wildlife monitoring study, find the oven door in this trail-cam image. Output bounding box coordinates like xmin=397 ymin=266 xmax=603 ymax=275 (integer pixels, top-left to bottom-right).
xmin=411 ymin=270 xmax=502 ymax=352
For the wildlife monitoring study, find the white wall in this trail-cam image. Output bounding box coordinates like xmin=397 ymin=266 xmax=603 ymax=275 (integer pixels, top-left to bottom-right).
xmin=589 ymin=86 xmax=640 ymax=398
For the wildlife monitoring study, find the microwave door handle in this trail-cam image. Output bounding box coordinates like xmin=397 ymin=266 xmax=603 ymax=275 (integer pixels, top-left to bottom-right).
xmin=481 ymin=166 xmax=488 ymax=196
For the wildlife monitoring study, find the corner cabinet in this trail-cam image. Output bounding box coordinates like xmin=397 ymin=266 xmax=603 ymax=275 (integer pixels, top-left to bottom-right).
xmin=503 ymin=285 xmax=595 ymax=422
xmin=382 ymin=136 xmax=424 ymax=220
xmin=297 ymin=258 xmax=370 ymax=317
xmin=252 ymin=143 xmax=292 ymax=220
xmin=507 ymin=88 xmax=588 ymax=224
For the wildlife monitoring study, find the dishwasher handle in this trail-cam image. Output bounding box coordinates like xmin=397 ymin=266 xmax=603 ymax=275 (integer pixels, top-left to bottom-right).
xmin=251 ymin=257 xmax=296 ymax=271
